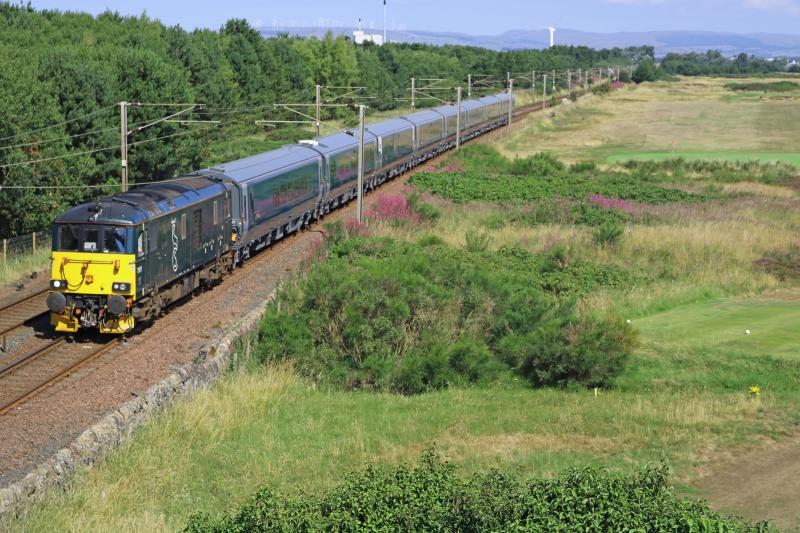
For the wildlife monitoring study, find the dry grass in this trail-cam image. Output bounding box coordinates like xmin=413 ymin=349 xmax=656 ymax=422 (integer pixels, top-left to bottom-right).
xmin=496 ymin=77 xmax=800 ymax=164
xmin=8 ymin=365 xmax=784 ymax=532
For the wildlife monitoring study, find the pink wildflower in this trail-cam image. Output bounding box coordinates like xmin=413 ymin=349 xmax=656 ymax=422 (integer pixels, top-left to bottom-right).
xmin=365 ymin=194 xmax=421 ymax=224
xmin=587 ymin=194 xmax=641 ymax=215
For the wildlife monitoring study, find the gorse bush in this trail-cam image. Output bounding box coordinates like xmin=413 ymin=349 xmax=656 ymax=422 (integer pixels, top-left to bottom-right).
xmin=591 ymin=82 xmax=611 ymax=95
xmin=618 ymin=158 xmax=796 ymax=185
xmin=754 ymin=244 xmax=800 ymax=281
xmin=464 ymin=231 xmax=490 ymax=253
xmin=186 ymin=448 xmax=770 ymax=532
xmin=725 ymin=81 xmax=800 ymax=92
xmin=412 ymin=169 xmax=697 ymax=204
xmin=417 ymin=146 xmax=700 ymax=206
xmin=592 ymin=220 xmax=625 ymax=246
xmin=254 ymin=237 xmax=634 ymax=393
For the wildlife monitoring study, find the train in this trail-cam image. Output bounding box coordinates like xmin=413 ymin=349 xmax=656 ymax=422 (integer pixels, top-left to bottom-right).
xmin=46 ymin=91 xmax=514 ymax=334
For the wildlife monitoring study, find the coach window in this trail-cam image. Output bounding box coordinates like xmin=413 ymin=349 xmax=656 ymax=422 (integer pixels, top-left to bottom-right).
xmin=213 ymin=200 xmax=218 ymax=226
xmin=180 ymin=213 xmax=187 ymax=240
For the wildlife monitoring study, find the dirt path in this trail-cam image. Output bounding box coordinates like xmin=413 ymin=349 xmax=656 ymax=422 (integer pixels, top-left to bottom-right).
xmin=697 ymin=435 xmax=800 ymax=530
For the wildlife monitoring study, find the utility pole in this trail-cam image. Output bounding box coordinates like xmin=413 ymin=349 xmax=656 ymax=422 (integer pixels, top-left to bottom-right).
xmin=531 ymin=70 xmax=536 ymax=96
xmin=455 ymin=86 xmax=462 ymax=151
xmin=383 ymin=0 xmax=387 ymax=44
xmin=507 ymin=78 xmax=513 ymax=129
xmin=552 ymin=69 xmax=556 ymax=92
xmin=356 ymin=104 xmax=366 ymax=223
xmin=315 ymin=84 xmax=321 ymax=137
xmin=567 ymin=70 xmax=571 ymax=95
xmin=543 ymin=74 xmax=547 ymax=108
xmin=411 ymin=77 xmax=416 ymax=110
xmin=467 ymin=74 xmax=472 ymax=98
xmin=119 ymin=101 xmax=128 ymax=192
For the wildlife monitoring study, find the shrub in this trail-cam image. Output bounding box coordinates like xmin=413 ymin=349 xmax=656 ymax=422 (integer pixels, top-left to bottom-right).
xmin=619 ymin=157 xmax=796 ymax=186
xmin=254 ymin=237 xmax=634 ymax=393
xmin=754 ymin=244 xmax=800 ymax=281
xmin=592 ymin=82 xmax=611 ymax=95
xmin=411 ymin=169 xmax=696 ymax=205
xmin=632 ymin=59 xmax=658 ymax=83
xmin=508 ymin=152 xmax=564 ymax=176
xmin=464 ymin=231 xmax=490 ymax=253
xmin=726 ymin=81 xmax=800 ymax=92
xmin=592 ymin=220 xmax=625 ymax=246
xmin=186 ymin=449 xmax=770 ymax=532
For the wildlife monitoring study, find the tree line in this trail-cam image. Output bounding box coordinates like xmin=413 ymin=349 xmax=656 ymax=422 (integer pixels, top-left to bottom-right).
xmin=0 ymin=3 xmax=647 ymax=237
xmin=629 ymin=50 xmax=798 ymax=82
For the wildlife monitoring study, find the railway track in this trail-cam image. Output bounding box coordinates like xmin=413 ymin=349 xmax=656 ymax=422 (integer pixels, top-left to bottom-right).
xmin=0 ymin=288 xmax=48 ymax=338
xmin=0 ymin=88 xmax=589 ymax=418
xmin=0 ymin=336 xmax=119 ymax=415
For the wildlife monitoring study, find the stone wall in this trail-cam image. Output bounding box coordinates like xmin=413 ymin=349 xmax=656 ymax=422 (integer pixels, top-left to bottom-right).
xmin=0 ymin=293 xmax=272 ymax=519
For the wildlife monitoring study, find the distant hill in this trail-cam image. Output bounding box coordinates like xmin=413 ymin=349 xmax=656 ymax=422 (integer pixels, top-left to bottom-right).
xmin=259 ymin=26 xmax=800 ymax=57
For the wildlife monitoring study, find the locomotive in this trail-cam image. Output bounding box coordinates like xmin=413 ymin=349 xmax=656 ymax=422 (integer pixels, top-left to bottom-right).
xmin=47 ymin=92 xmax=514 ymax=334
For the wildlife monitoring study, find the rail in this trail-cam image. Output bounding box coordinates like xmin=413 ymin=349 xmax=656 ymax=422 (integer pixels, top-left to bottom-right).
xmin=0 ymin=337 xmax=119 ymax=415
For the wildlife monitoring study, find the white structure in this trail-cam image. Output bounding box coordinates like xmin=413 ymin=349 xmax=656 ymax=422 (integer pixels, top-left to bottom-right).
xmin=353 ymin=30 xmax=384 ymax=45
xmin=547 ymin=26 xmax=556 ymax=47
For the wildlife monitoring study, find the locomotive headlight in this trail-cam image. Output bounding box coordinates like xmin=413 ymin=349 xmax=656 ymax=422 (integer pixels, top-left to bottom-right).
xmin=50 ymin=280 xmax=65 ymax=289
xmin=112 ymin=282 xmax=130 ymax=292
xmin=112 ymin=283 xmax=119 ymax=290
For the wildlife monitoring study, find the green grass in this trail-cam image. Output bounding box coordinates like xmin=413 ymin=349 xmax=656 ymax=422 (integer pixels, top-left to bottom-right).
xmin=497 ymin=77 xmax=800 ymax=166
xmin=7 ymin=76 xmax=800 ymax=531
xmin=0 ymin=248 xmax=50 ymax=286
xmin=607 ymin=151 xmax=800 ymax=167
xmin=8 ymin=360 xmax=793 ymax=532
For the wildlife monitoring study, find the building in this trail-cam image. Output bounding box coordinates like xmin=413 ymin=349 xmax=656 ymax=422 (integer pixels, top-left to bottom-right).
xmin=352 ymin=30 xmax=384 ymax=46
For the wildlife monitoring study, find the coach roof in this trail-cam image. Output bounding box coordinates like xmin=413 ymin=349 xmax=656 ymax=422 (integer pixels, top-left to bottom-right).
xmin=211 ymin=144 xmax=321 ymax=184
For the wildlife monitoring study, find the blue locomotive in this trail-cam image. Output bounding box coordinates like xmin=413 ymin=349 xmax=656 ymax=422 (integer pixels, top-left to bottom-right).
xmin=47 ymin=92 xmax=514 ymax=333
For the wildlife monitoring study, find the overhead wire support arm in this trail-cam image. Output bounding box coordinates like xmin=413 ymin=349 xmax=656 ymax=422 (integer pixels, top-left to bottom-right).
xmin=127 ymin=105 xmax=201 ymax=136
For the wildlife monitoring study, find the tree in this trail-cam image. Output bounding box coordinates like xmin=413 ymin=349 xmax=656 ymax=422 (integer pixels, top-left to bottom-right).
xmin=632 ymin=59 xmax=658 ymax=83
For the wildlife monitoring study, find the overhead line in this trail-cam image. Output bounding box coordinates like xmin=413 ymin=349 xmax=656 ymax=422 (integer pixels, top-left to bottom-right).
xmin=0 ymin=105 xmax=117 ymax=144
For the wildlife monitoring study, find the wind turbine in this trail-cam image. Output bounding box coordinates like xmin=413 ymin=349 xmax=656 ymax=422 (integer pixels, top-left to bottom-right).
xmin=544 ymin=17 xmax=561 ymax=48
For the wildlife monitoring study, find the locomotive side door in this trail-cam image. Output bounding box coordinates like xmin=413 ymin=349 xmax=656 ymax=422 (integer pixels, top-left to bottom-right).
xmin=135 ymin=225 xmax=148 ymax=296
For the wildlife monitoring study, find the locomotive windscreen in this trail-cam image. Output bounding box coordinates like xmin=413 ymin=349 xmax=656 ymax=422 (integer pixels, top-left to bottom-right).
xmin=54 ymin=224 xmax=131 ymax=253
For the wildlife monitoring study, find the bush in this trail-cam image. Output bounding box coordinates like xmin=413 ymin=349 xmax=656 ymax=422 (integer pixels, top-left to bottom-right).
xmin=464 ymin=231 xmax=490 ymax=253
xmin=725 ymin=81 xmax=800 ymax=92
xmin=186 ymin=449 xmax=770 ymax=532
xmin=254 ymin=237 xmax=635 ymax=393
xmin=508 ymin=152 xmax=564 ymax=176
xmin=493 ymin=293 xmax=633 ymax=388
xmin=754 ymin=244 xmax=800 ymax=281
xmin=619 ymin=157 xmax=796 ymax=186
xmin=592 ymin=220 xmax=625 ymax=246
xmin=591 ymin=82 xmax=611 ymax=95
xmin=411 ymin=169 xmax=697 ymax=205
xmin=632 ymin=59 xmax=659 ymax=83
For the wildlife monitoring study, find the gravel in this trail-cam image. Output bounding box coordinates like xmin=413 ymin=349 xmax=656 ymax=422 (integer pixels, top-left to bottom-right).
xmin=0 ymin=174 xmax=414 ymax=488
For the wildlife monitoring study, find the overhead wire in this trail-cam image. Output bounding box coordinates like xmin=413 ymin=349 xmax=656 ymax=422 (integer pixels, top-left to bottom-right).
xmin=0 ymin=66 xmax=616 ymax=190
xmin=0 ymin=104 xmax=117 ymax=144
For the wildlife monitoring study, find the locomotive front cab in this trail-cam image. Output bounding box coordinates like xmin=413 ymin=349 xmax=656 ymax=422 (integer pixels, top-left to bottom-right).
xmin=48 ymin=223 xmax=137 ymax=334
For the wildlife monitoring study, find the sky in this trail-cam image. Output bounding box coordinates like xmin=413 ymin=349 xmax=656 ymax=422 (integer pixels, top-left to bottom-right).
xmin=28 ymin=0 xmax=800 ymax=35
